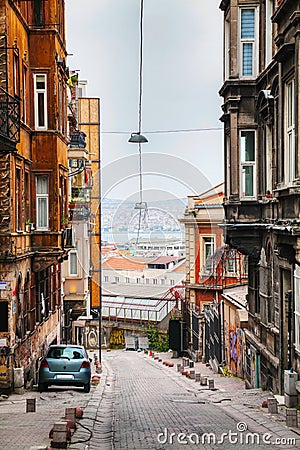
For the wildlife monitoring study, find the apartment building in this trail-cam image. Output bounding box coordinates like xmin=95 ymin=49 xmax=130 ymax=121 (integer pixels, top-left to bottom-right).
xmin=219 ymin=0 xmax=300 ymax=392
xmin=0 ymin=0 xmax=71 ymax=392
xmin=180 ymin=183 xmax=247 ymax=363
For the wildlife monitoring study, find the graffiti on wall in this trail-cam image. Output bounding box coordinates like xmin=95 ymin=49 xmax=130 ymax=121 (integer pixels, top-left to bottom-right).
xmin=109 ymin=328 xmax=125 ymax=347
xmin=226 ymin=324 xmax=246 ymax=378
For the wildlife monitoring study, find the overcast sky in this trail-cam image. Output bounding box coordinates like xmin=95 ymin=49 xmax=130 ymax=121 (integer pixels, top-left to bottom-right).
xmin=65 ymin=0 xmax=224 ymax=202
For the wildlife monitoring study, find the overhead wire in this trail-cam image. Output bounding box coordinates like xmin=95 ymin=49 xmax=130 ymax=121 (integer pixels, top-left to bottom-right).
xmin=101 ymin=127 xmax=223 ymax=135
xmin=135 ymin=0 xmax=146 ymax=248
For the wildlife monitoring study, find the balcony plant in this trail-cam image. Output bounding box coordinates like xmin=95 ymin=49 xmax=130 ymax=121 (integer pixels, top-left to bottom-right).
xmin=25 ymin=220 xmax=31 ymax=233
xmin=61 ymin=215 xmax=69 ymax=229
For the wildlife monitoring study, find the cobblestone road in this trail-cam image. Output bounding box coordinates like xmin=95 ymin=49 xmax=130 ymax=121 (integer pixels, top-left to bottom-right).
xmin=84 ymin=350 xmax=298 ymax=450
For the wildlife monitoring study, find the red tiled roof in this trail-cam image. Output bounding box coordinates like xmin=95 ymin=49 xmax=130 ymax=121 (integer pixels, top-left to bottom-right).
xmin=102 ymin=256 xmax=148 ymax=271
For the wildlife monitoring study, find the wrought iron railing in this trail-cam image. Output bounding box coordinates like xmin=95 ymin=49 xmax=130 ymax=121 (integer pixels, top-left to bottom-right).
xmin=0 ymin=87 xmax=20 ymax=143
xmin=69 ymin=130 xmax=86 ymax=148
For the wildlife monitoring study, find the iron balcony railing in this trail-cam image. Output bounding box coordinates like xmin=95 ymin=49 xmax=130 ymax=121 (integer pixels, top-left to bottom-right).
xmin=69 ymin=130 xmax=86 ymax=148
xmin=0 ymin=87 xmax=20 ymax=143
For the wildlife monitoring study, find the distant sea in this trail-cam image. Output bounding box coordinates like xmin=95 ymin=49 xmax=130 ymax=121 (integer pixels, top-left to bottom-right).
xmin=101 ymin=230 xmax=184 ymax=245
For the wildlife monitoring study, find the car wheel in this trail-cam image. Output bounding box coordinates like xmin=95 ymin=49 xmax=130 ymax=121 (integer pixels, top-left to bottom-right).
xmin=83 ymin=382 xmax=90 ymax=393
xmin=38 ymin=383 xmax=48 ymax=392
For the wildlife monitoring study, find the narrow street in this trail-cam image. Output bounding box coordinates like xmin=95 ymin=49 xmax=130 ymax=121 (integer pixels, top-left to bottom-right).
xmin=71 ymin=350 xmax=299 ymax=450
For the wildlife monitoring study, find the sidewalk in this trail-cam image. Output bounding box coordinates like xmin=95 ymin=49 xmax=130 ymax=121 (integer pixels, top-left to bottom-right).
xmin=0 ymin=349 xmax=102 ymax=450
xmin=146 ymin=351 xmax=300 ymax=446
xmin=1 ymin=349 xmax=299 ymax=449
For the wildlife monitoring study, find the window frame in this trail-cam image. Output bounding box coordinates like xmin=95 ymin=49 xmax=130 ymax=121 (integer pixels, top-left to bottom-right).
xmin=16 ymin=168 xmax=22 ymax=231
xmin=265 ymin=0 xmax=274 ymax=68
xmin=294 ymin=265 xmax=300 ymax=353
xmin=202 ymin=236 xmax=215 ymax=273
xmin=239 ymin=7 xmax=259 ymax=79
xmin=284 ymin=79 xmax=295 ymax=185
xmin=34 ymin=73 xmax=47 ymax=130
xmin=240 ymin=130 xmax=256 ymax=199
xmin=36 ymin=174 xmax=49 ymax=230
xmin=69 ymin=249 xmax=78 ymax=277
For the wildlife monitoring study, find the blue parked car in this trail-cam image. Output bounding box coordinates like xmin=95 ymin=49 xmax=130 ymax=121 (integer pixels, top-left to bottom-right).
xmin=38 ymin=344 xmax=91 ymax=393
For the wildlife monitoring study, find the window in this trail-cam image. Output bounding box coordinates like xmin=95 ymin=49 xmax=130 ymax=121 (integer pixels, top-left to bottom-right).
xmin=136 ymin=278 xmax=141 ymax=284
xmin=170 ymin=279 xmax=175 ymax=286
xmin=285 ymin=79 xmax=295 ymax=184
xmin=13 ymin=52 xmax=20 ymax=97
xmin=294 ymin=265 xmax=300 ymax=352
xmin=34 ymin=74 xmax=47 ymax=130
xmin=24 ymin=171 xmax=30 ymax=224
xmin=153 ymin=279 xmax=158 ymax=285
xmin=114 ymin=276 xmax=119 ymax=283
xmin=34 ymin=0 xmax=43 ymax=26
xmin=69 ymin=250 xmax=78 ymax=276
xmin=16 ymin=168 xmax=22 ymax=231
xmin=225 ymin=250 xmax=237 ymax=274
xmin=265 ymin=124 xmax=273 ymax=194
xmin=240 ymin=130 xmax=256 ymax=198
xmin=239 ymin=8 xmax=258 ymax=77
xmin=226 ymin=134 xmax=231 ymax=197
xmin=22 ymin=65 xmax=27 ymax=123
xmin=145 ymin=278 xmax=150 ymax=284
xmin=265 ymin=0 xmax=274 ymax=67
xmin=0 ymin=302 xmax=8 ymax=332
xmin=104 ymin=275 xmax=109 ymax=282
xmin=203 ymin=237 xmax=215 ymax=271
xmin=224 ymin=14 xmax=230 ymax=79
xmin=36 ymin=175 xmax=49 ymax=229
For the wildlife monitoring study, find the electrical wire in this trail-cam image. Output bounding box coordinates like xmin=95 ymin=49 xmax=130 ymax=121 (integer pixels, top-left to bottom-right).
xmin=101 ymin=127 xmax=223 ymax=135
xmin=135 ymin=0 xmax=146 ymax=248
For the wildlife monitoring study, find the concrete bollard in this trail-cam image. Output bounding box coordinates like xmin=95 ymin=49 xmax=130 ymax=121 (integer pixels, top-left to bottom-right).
xmin=286 ymin=409 xmax=298 ymax=428
xmin=189 ymin=370 xmax=195 ymax=380
xmin=208 ymin=379 xmax=215 ymax=389
xmin=51 ymin=421 xmax=68 ymax=448
xmin=13 ymin=368 xmax=24 ymax=394
xmin=195 ymin=373 xmax=201 ymax=382
xmin=26 ymin=399 xmax=36 ymax=413
xmin=65 ymin=407 xmax=76 ymax=423
xmin=267 ymin=398 xmax=278 ymax=414
xmin=200 ymin=376 xmax=207 ymax=386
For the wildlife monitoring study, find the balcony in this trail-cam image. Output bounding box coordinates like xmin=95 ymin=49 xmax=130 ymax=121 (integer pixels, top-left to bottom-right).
xmin=68 ymin=130 xmax=88 ymax=161
xmin=0 ymin=87 xmax=20 ymax=145
xmin=69 ymin=202 xmax=90 ymax=221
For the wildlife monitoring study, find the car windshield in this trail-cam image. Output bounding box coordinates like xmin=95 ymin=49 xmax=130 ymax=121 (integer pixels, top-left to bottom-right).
xmin=47 ymin=347 xmax=84 ymax=360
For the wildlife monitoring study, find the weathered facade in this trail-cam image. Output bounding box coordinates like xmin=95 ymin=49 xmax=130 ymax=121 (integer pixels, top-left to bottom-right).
xmin=180 ymin=184 xmax=247 ymax=364
xmin=61 ymin=78 xmax=101 ymax=348
xmin=0 ymin=0 xmax=70 ymax=391
xmin=219 ymin=0 xmax=300 ymax=392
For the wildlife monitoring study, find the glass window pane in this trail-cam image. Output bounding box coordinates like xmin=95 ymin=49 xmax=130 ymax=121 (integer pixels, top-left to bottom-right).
xmin=70 ymin=252 xmax=78 ymax=275
xmin=36 ymin=75 xmax=45 ymax=89
xmin=241 ymin=9 xmax=255 ymax=39
xmin=36 ymin=176 xmax=48 ymax=194
xmin=38 ymin=93 xmax=45 ymax=127
xmin=37 ymin=198 xmax=47 ymax=227
xmin=287 ymin=82 xmax=294 ymax=128
xmin=242 ymin=43 xmax=253 ymax=76
xmin=242 ymin=165 xmax=254 ymax=196
xmin=241 ymin=131 xmax=255 ymax=161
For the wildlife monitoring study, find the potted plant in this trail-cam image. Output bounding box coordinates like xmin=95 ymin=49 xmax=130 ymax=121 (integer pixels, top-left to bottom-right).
xmin=25 ymin=220 xmax=31 ymax=233
xmin=61 ymin=215 xmax=69 ymax=229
